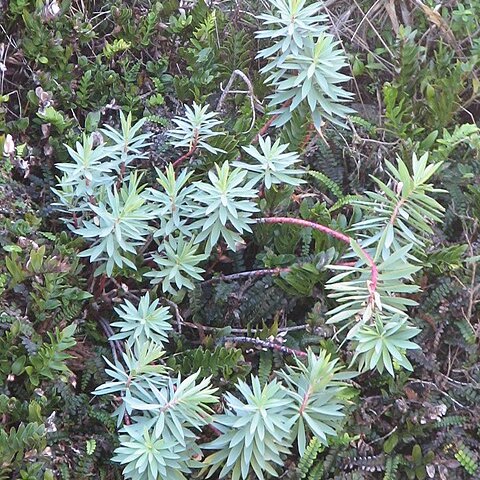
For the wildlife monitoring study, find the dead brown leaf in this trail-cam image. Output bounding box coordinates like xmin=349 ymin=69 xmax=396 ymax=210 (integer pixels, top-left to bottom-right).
xmin=413 ymin=0 xmax=458 ymax=47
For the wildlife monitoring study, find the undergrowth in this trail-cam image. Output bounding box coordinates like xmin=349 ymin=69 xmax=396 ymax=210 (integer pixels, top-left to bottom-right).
xmin=0 ymin=0 xmax=479 ymax=479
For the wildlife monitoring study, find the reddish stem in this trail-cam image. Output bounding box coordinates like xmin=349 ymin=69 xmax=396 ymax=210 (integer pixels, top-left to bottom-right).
xmin=299 ymin=386 xmax=312 ymax=415
xmin=72 ymin=212 xmax=79 ymax=229
xmin=94 ymin=274 xmax=107 ymax=299
xmin=172 ymin=129 xmax=199 ymax=170
xmin=257 ymin=217 xmax=379 ymax=304
xmin=390 ymin=197 xmax=406 ymax=225
xmin=299 ymin=123 xmax=316 ymax=151
xmin=252 ymin=100 xmax=291 ymax=144
xmin=253 ymin=114 xmax=278 ymax=143
xmin=172 ymin=142 xmax=197 ymax=169
xmin=173 ymin=102 xmax=289 ymax=170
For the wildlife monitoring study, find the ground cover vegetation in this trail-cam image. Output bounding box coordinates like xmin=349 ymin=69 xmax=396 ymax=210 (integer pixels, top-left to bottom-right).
xmin=0 ymin=0 xmax=479 ymax=478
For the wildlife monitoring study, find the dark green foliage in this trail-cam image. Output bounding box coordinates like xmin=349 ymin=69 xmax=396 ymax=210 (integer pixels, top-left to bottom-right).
xmin=190 ymin=276 xmax=296 ymax=327
xmin=77 ymin=70 xmax=94 ymax=110
xmin=306 ymin=129 xmax=347 ymax=186
xmin=383 ymin=27 xmax=476 ymax=143
xmin=298 ymin=437 xmax=325 ymax=479
xmin=427 ymin=244 xmax=469 ymax=274
xmin=218 ymin=29 xmax=254 ymax=79
xmin=87 ymin=407 xmax=117 ymax=435
xmin=421 ymin=277 xmax=459 ymax=312
xmin=307 ymin=462 xmax=324 ymax=480
xmin=198 ymin=132 xmax=240 ymax=165
xmin=280 ymin=107 xmax=312 ymax=151
xmin=274 ymin=251 xmax=334 ymax=296
xmin=309 ymin=171 xmax=344 ymax=199
xmin=436 ymin=415 xmax=468 ymax=428
xmin=383 ymin=455 xmax=401 ymax=480
xmin=0 ymin=205 xmax=117 ymax=477
xmin=455 ymin=443 xmax=479 ymax=475
xmin=457 ymin=320 xmax=476 ymax=345
xmin=167 ymin=346 xmax=251 ymax=383
xmin=257 ymin=350 xmax=273 ymax=387
xmin=0 ymin=422 xmax=46 ymax=468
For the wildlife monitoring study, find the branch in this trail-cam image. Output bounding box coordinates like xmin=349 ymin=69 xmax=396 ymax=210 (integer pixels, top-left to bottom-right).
xmin=299 ymin=386 xmax=313 ymax=415
xmin=172 ymin=129 xmax=199 ymax=169
xmin=256 ymin=217 xmax=379 ymax=304
xmin=98 ymin=317 xmax=124 ymax=362
xmin=216 ymin=69 xmax=260 ymax=133
xmin=162 ymin=297 xmax=184 ymax=334
xmin=202 ymin=267 xmax=291 ymax=285
xmin=224 ymin=336 xmax=307 ymax=358
xmin=252 ymin=114 xmax=278 ymax=143
xmin=252 ymin=100 xmax=291 ymax=144
xmin=180 ymin=320 xmax=308 ymax=335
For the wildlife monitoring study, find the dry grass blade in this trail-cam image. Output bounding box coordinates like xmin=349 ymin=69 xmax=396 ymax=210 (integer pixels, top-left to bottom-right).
xmin=384 ymin=0 xmax=400 ymax=34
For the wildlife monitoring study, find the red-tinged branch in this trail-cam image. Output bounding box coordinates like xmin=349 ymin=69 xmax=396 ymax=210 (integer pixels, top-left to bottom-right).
xmin=389 ymin=197 xmax=406 ymax=225
xmin=172 ymin=130 xmax=199 ymax=169
xmin=172 ymin=113 xmax=271 ymax=171
xmin=172 ymin=143 xmax=197 ymax=169
xmin=252 ymin=114 xmax=278 ymax=143
xmin=299 ymin=122 xmax=316 ymax=151
xmin=257 ymin=217 xmax=379 ymax=303
xmin=72 ymin=212 xmax=79 ymax=229
xmin=299 ymin=386 xmax=313 ymax=415
xmin=252 ymin=100 xmax=291 ymax=144
xmin=173 ymin=102 xmax=290 ymax=169
xmin=224 ymin=336 xmax=307 ymax=358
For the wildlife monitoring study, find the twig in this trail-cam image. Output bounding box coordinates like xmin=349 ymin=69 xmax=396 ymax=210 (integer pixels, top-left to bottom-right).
xmin=202 ymin=267 xmax=291 ymax=285
xmin=162 ymin=298 xmax=183 ymax=334
xmin=322 ymin=6 xmax=366 ymax=107
xmin=251 ymin=100 xmax=292 ymax=144
xmin=98 ymin=317 xmax=123 ymax=361
xmin=172 ymin=135 xmax=198 ymax=169
xmin=408 ymin=379 xmax=466 ymax=409
xmin=216 ymin=69 xmax=261 ymax=133
xmin=223 ymin=336 xmax=307 ymax=357
xmin=370 ymin=426 xmax=398 ymax=444
xmin=350 ymin=0 xmax=395 ymax=59
xmin=439 ymin=372 xmax=477 ymax=387
xmin=109 ymin=278 xmax=142 ymax=302
xmin=180 ymin=320 xmax=308 ymax=335
xmin=252 ymin=113 xmax=278 ymax=143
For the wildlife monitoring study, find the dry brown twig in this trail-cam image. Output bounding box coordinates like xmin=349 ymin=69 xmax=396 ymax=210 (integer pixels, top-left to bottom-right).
xmin=216 ymin=69 xmax=262 ymax=133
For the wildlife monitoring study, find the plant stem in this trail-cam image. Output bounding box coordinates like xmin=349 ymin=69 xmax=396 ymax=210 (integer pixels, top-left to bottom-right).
xmin=224 ymin=336 xmax=307 ymax=357
xmin=299 ymin=386 xmax=313 ymax=415
xmin=172 ymin=130 xmax=199 ymax=169
xmin=172 ymin=143 xmax=197 ymax=169
xmin=180 ymin=320 xmax=308 ymax=335
xmin=257 ymin=217 xmax=379 ymax=303
xmin=252 ymin=100 xmax=291 ymax=143
xmin=202 ymin=267 xmax=291 ymax=284
xmin=98 ymin=316 xmax=124 ymax=361
xmin=253 ymin=114 xmax=278 ymax=143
